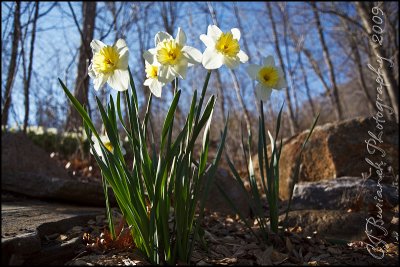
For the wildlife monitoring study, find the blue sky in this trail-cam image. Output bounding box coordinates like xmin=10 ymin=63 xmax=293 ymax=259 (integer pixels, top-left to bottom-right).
xmin=1 ymin=2 xmax=361 ymax=129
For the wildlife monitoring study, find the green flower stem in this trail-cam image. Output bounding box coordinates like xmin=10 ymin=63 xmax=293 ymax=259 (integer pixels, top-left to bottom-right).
xmin=194 ymin=70 xmax=212 ymax=125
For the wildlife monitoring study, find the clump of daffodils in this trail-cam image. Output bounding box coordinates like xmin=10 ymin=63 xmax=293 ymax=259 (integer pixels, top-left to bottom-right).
xmin=61 ymin=25 xmax=238 ymax=265
xmin=246 ymin=55 xmax=287 ymax=101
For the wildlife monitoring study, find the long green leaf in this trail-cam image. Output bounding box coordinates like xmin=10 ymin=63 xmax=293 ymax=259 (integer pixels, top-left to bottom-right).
xmin=58 ymin=78 xmax=99 ymax=140
xmin=161 ymin=90 xmax=181 ymax=150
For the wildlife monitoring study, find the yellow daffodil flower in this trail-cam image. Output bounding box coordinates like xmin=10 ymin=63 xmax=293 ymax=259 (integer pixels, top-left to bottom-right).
xmin=200 ymin=25 xmax=248 ymax=69
xmin=246 ymin=55 xmax=287 ymax=101
xmin=146 ymin=27 xmax=202 ymax=84
xmin=143 ymin=52 xmax=164 ymax=98
xmin=88 ymin=39 xmax=129 ymax=92
xmin=90 ymin=135 xmax=126 ymax=160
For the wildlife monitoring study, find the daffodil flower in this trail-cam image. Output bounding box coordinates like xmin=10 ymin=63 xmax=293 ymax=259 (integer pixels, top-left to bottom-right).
xmin=90 ymin=135 xmax=126 ymax=160
xmin=200 ymin=25 xmax=248 ymax=70
xmin=143 ymin=52 xmax=164 ymax=98
xmin=88 ymin=39 xmax=130 ymax=92
xmin=246 ymin=55 xmax=287 ymax=101
xmin=148 ymin=27 xmax=202 ymax=84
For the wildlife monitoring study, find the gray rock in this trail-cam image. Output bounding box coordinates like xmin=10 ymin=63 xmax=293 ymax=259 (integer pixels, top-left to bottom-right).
xmin=290 ymin=176 xmax=398 ymax=210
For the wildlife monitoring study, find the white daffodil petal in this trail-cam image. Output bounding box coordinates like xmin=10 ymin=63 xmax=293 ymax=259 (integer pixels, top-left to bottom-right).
xmin=88 ymin=63 xmax=96 ymax=78
xmin=223 ymin=56 xmax=241 ymax=69
xmin=275 ymin=68 xmax=287 ymax=89
xmin=200 ymin=34 xmax=215 ymax=47
xmin=176 ymin=27 xmax=186 ymax=46
xmin=277 ymin=68 xmax=285 ymax=78
xmin=155 ymin=31 xmax=173 ymax=46
xmin=90 ymin=40 xmax=106 ymax=53
xmin=118 ymin=49 xmax=129 ymax=69
xmin=182 ymin=46 xmax=202 ymax=64
xmin=100 ymin=136 xmax=110 ymax=143
xmin=173 ymin=59 xmax=188 ymax=79
xmin=237 ymin=50 xmax=249 ymax=63
xmin=93 ymin=74 xmax=108 ymax=91
xmin=208 ymin=25 xmax=223 ymax=42
xmin=255 ymin=83 xmax=272 ymax=102
xmin=108 ymin=69 xmax=129 ymax=91
xmin=158 ymin=66 xmax=176 ymax=84
xmin=263 ymin=55 xmax=275 ymax=66
xmin=202 ymin=48 xmax=223 ymax=70
xmin=149 ymin=79 xmax=162 ymax=98
xmin=144 ymin=78 xmax=152 ymax=87
xmin=143 ymin=50 xmax=155 ymax=64
xmin=91 ymin=143 xmax=102 ymax=157
xmin=231 ymin=28 xmax=241 ymax=40
xmin=246 ymin=64 xmax=261 ymax=80
xmin=275 ymin=77 xmax=287 ymax=89
xmin=114 ymin=39 xmax=127 ymax=53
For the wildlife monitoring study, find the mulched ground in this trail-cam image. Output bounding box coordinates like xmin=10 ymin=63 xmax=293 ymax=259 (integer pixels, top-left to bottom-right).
xmin=59 ymin=209 xmax=399 ymax=266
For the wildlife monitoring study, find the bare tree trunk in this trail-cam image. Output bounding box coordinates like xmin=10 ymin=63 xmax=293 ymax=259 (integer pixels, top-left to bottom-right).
xmin=65 ymin=2 xmax=96 ymax=131
xmin=207 ymin=2 xmax=252 ymax=133
xmin=340 ymin=17 xmax=375 ymax=113
xmin=311 ymin=2 xmax=343 ymax=121
xmin=280 ymin=3 xmax=300 ymax=122
xmin=298 ymin=53 xmax=316 ymax=118
xmin=2 ymin=2 xmax=21 ymax=127
xmin=288 ymin=21 xmax=338 ymax=121
xmin=228 ymin=69 xmax=252 ymax=133
xmin=215 ymin=69 xmax=226 ymax=124
xmin=232 ymin=3 xmax=251 ymax=61
xmin=266 ymin=2 xmax=297 ymax=136
xmin=355 ymin=2 xmax=399 ymax=122
xmin=23 ymin=2 xmax=39 ymax=133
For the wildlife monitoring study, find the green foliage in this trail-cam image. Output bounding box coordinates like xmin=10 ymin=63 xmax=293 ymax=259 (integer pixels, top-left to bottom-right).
xmin=26 ymin=131 xmax=89 ymax=158
xmin=59 ymin=69 xmax=227 ymax=264
xmin=222 ymin=101 xmax=319 ymax=243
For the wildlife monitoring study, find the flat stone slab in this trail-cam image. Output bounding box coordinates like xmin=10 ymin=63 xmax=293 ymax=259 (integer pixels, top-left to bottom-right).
xmin=1 ymin=196 xmax=104 ymax=265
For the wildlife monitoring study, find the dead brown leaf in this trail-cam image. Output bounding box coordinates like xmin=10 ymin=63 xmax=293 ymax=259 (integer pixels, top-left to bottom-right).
xmin=271 ymin=250 xmax=288 ymax=265
xmin=255 ymin=246 xmax=273 ymax=265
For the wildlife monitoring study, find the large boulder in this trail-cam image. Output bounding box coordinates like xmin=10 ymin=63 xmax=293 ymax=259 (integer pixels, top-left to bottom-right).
xmin=253 ymin=117 xmax=398 ymax=200
xmin=1 ymin=132 xmax=114 ymax=206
